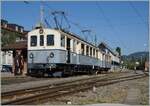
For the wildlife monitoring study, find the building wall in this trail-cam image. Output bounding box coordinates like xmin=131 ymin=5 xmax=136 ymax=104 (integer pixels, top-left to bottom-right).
xmin=2 ymin=51 xmax=13 ymax=65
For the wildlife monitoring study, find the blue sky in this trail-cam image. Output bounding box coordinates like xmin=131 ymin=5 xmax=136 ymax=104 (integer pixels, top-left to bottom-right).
xmin=1 ymin=1 xmax=149 ymax=55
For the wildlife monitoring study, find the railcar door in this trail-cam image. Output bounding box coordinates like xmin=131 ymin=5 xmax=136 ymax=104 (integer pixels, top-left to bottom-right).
xmin=66 ymin=38 xmax=71 ymax=63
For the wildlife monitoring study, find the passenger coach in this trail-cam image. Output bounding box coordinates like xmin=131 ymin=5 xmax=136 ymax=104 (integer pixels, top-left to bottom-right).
xmin=28 ymin=27 xmax=112 ymax=76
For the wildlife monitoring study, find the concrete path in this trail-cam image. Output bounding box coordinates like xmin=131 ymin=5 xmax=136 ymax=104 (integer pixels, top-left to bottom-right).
xmin=124 ymin=88 xmax=140 ymax=105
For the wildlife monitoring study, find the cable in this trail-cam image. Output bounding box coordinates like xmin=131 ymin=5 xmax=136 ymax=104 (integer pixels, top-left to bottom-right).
xmin=128 ymin=1 xmax=148 ymax=27
xmin=95 ymin=1 xmax=129 ymax=52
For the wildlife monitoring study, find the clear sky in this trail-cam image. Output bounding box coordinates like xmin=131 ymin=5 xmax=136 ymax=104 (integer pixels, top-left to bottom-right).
xmin=1 ymin=1 xmax=149 ymax=55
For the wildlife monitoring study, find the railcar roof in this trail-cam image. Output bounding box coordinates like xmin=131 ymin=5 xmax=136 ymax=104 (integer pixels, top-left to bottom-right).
xmin=29 ymin=28 xmax=103 ymax=51
xmin=57 ymin=29 xmax=99 ymax=49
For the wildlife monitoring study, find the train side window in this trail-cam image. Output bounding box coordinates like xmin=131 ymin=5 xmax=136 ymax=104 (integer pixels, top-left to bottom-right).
xmin=81 ymin=44 xmax=84 ymax=55
xmin=96 ymin=50 xmax=98 ymax=58
xmin=86 ymin=46 xmax=89 ymax=56
xmin=61 ymin=34 xmax=65 ymax=47
xmin=47 ymin=34 xmax=54 ymax=46
xmin=40 ymin=35 xmax=44 ymax=46
xmin=30 ymin=36 xmax=37 ymax=46
xmin=73 ymin=40 xmax=76 ymax=52
xmin=93 ymin=49 xmax=95 ymax=57
xmin=90 ymin=47 xmax=92 ymax=56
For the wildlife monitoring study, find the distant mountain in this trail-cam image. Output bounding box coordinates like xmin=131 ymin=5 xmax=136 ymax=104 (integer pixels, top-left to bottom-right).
xmin=121 ymin=51 xmax=149 ymax=61
xmin=128 ymin=51 xmax=149 ymax=58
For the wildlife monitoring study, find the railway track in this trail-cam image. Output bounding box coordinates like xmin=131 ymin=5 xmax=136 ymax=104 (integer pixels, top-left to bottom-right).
xmin=2 ymin=73 xmax=147 ymax=105
xmin=1 ymin=72 xmax=124 ymax=98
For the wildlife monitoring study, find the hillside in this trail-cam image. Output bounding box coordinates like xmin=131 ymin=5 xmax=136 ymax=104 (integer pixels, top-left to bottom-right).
xmin=121 ymin=51 xmax=149 ymax=69
xmin=121 ymin=51 xmax=149 ymax=61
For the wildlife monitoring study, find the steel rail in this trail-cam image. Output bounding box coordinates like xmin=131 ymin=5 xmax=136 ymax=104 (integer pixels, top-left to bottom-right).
xmin=2 ymin=72 xmax=126 ymax=98
xmin=2 ymin=73 xmax=146 ymax=105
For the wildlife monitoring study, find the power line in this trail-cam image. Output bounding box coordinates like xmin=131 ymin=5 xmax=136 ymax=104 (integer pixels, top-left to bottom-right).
xmin=95 ymin=1 xmax=129 ymax=51
xmin=128 ymin=1 xmax=148 ymax=27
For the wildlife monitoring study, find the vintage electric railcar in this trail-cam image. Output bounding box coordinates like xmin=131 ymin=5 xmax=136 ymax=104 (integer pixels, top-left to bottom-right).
xmin=27 ymin=28 xmax=112 ymax=76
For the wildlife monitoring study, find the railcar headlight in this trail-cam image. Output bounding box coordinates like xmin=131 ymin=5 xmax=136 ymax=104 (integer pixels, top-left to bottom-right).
xmin=49 ymin=52 xmax=54 ymax=58
xmin=29 ymin=53 xmax=34 ymax=58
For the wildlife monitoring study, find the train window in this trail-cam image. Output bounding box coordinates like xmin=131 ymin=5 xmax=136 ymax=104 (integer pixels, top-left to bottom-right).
xmin=61 ymin=35 xmax=65 ymax=47
xmin=96 ymin=50 xmax=98 ymax=58
xmin=73 ymin=40 xmax=76 ymax=52
xmin=86 ymin=46 xmax=89 ymax=56
xmin=47 ymin=34 xmax=54 ymax=46
xmin=30 ymin=36 xmax=37 ymax=46
xmin=81 ymin=44 xmax=84 ymax=55
xmin=93 ymin=49 xmax=95 ymax=57
xmin=40 ymin=35 xmax=44 ymax=46
xmin=90 ymin=47 xmax=92 ymax=56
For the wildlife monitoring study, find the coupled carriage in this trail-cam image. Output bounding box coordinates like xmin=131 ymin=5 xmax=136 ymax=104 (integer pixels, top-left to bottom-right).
xmin=27 ymin=28 xmax=118 ymax=77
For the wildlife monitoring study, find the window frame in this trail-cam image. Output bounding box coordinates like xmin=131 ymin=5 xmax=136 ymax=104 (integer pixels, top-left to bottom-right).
xmin=81 ymin=43 xmax=85 ymax=55
xmin=90 ymin=47 xmax=92 ymax=56
xmin=47 ymin=34 xmax=54 ymax=46
xmin=86 ymin=46 xmax=89 ymax=56
xmin=30 ymin=35 xmax=37 ymax=47
xmin=93 ymin=49 xmax=95 ymax=57
xmin=61 ymin=34 xmax=65 ymax=47
xmin=96 ymin=50 xmax=98 ymax=58
xmin=73 ymin=39 xmax=76 ymax=52
xmin=40 ymin=35 xmax=44 ymax=46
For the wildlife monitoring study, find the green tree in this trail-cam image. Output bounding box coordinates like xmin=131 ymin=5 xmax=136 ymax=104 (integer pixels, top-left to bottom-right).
xmin=116 ymin=47 xmax=121 ymax=56
xmin=1 ymin=29 xmax=21 ymax=47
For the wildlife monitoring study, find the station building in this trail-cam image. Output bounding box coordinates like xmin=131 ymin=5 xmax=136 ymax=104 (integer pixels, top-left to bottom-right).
xmin=1 ymin=19 xmax=28 ymax=75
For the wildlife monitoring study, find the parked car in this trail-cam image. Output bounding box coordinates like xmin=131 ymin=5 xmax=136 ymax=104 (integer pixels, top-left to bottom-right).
xmin=2 ymin=65 xmax=13 ymax=73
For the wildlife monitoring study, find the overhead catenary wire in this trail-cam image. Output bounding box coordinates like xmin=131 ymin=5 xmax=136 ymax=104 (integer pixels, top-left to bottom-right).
xmin=41 ymin=2 xmax=98 ymax=43
xmin=95 ymin=1 xmax=129 ymax=52
xmin=128 ymin=1 xmax=148 ymax=28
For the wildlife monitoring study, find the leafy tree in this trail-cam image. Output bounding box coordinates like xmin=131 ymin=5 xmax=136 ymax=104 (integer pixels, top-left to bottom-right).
xmin=116 ymin=47 xmax=121 ymax=56
xmin=1 ymin=29 xmax=22 ymax=47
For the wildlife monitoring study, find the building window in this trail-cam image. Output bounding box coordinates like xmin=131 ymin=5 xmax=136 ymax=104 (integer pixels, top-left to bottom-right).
xmin=20 ymin=28 xmax=23 ymax=33
xmin=47 ymin=34 xmax=54 ymax=46
xmin=15 ymin=26 xmax=18 ymax=31
xmin=61 ymin=35 xmax=65 ymax=47
xmin=40 ymin=35 xmax=44 ymax=46
xmin=4 ymin=24 xmax=7 ymax=28
xmin=30 ymin=36 xmax=37 ymax=46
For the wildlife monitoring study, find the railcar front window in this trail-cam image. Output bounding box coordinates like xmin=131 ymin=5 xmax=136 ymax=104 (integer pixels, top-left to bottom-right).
xmin=40 ymin=35 xmax=44 ymax=46
xmin=47 ymin=35 xmax=54 ymax=46
xmin=30 ymin=36 xmax=37 ymax=46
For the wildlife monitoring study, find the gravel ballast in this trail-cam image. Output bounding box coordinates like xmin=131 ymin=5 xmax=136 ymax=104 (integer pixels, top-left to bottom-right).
xmin=43 ymin=75 xmax=149 ymax=105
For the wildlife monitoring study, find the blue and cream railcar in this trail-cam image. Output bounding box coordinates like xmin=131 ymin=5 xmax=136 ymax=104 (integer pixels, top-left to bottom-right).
xmin=27 ymin=28 xmax=111 ymax=76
